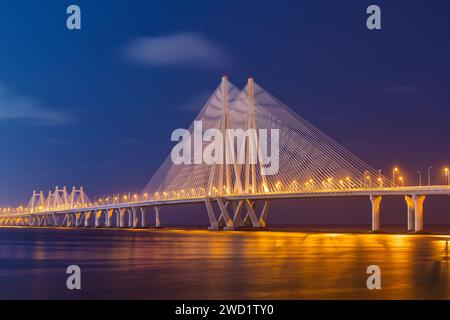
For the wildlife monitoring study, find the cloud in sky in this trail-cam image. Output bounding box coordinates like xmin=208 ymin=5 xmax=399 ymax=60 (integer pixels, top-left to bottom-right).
xmin=0 ymin=84 xmax=76 ymax=126
xmin=123 ymin=32 xmax=231 ymax=69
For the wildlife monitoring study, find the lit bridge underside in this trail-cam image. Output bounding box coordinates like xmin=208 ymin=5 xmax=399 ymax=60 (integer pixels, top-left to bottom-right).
xmin=0 ymin=77 xmax=449 ymax=232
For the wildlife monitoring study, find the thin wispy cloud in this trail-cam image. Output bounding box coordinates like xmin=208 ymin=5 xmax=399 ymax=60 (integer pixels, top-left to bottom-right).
xmin=123 ymin=32 xmax=231 ymax=69
xmin=0 ymin=84 xmax=76 ymax=126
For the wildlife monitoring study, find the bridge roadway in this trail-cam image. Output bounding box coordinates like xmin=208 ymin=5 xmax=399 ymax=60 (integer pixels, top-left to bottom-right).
xmin=0 ymin=186 xmax=449 ymax=232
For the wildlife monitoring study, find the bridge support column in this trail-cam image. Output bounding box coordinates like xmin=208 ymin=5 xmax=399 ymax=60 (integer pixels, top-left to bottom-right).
xmin=405 ymin=196 xmax=415 ymax=232
xmin=85 ymin=211 xmax=91 ymax=227
xmin=52 ymin=215 xmax=60 ymax=227
xmin=115 ymin=209 xmax=120 ymax=227
xmin=119 ymin=208 xmax=126 ymax=228
xmin=42 ymin=215 xmax=48 ymax=227
xmin=66 ymin=213 xmax=75 ymax=227
xmin=217 ymin=198 xmax=234 ymax=230
xmin=203 ymin=199 xmax=269 ymax=230
xmin=155 ymin=207 xmax=161 ymax=228
xmin=128 ymin=208 xmax=133 ymax=227
xmin=140 ymin=207 xmax=147 ymax=227
xmin=370 ymin=195 xmax=382 ymax=232
xmin=106 ymin=209 xmax=114 ymax=228
xmin=132 ymin=208 xmax=139 ymax=228
xmin=95 ymin=210 xmax=102 ymax=228
xmin=259 ymin=200 xmax=270 ymax=228
xmin=205 ymin=199 xmax=219 ymax=230
xmin=75 ymin=212 xmax=82 ymax=227
xmin=244 ymin=199 xmax=261 ymax=228
xmin=104 ymin=210 xmax=109 ymax=227
xmin=413 ymin=195 xmax=426 ymax=232
xmin=232 ymin=200 xmax=245 ymax=227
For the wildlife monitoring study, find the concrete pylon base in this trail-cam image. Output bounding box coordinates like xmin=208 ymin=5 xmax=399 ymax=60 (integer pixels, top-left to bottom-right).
xmin=370 ymin=195 xmax=382 ymax=232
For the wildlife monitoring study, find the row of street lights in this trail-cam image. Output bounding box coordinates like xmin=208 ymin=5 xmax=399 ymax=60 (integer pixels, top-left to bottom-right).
xmin=392 ymin=166 xmax=449 ymax=187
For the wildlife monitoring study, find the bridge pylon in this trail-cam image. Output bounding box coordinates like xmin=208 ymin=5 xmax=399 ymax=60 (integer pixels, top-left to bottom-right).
xmin=205 ymin=198 xmax=269 ymax=230
xmin=28 ymin=190 xmax=46 ymax=213
xmin=143 ymin=76 xmax=399 ymax=230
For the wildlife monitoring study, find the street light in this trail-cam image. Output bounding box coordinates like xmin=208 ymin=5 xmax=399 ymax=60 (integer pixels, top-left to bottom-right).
xmin=417 ymin=170 xmax=422 ymax=186
xmin=428 ymin=166 xmax=432 ymax=186
xmin=445 ymin=167 xmax=449 ymax=185
xmin=399 ymin=176 xmax=404 ymax=187
xmin=392 ymin=167 xmax=399 ymax=187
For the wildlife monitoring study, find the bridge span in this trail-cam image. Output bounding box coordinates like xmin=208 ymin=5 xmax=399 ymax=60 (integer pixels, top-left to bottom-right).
xmin=0 ymin=186 xmax=448 ymax=232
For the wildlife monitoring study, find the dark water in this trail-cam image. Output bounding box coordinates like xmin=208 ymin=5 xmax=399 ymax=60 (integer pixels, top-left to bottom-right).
xmin=0 ymin=227 xmax=449 ymax=299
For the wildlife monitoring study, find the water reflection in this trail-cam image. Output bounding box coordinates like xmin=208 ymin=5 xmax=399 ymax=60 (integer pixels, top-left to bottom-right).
xmin=0 ymin=227 xmax=449 ymax=299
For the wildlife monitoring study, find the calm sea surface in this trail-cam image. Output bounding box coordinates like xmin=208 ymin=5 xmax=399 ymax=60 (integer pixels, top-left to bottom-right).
xmin=0 ymin=227 xmax=449 ymax=299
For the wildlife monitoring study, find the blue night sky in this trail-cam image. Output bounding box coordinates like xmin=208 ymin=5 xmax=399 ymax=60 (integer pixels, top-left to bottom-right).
xmin=0 ymin=1 xmax=449 ymax=224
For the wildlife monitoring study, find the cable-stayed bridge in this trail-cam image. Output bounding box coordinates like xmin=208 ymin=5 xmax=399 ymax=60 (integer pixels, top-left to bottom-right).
xmin=0 ymin=77 xmax=449 ymax=232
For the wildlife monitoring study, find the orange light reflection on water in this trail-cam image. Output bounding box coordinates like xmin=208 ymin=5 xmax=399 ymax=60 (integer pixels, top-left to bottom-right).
xmin=0 ymin=228 xmax=449 ymax=299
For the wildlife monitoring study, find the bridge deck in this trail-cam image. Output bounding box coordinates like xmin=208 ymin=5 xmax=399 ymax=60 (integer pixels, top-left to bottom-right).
xmin=1 ymin=186 xmax=449 ymax=218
